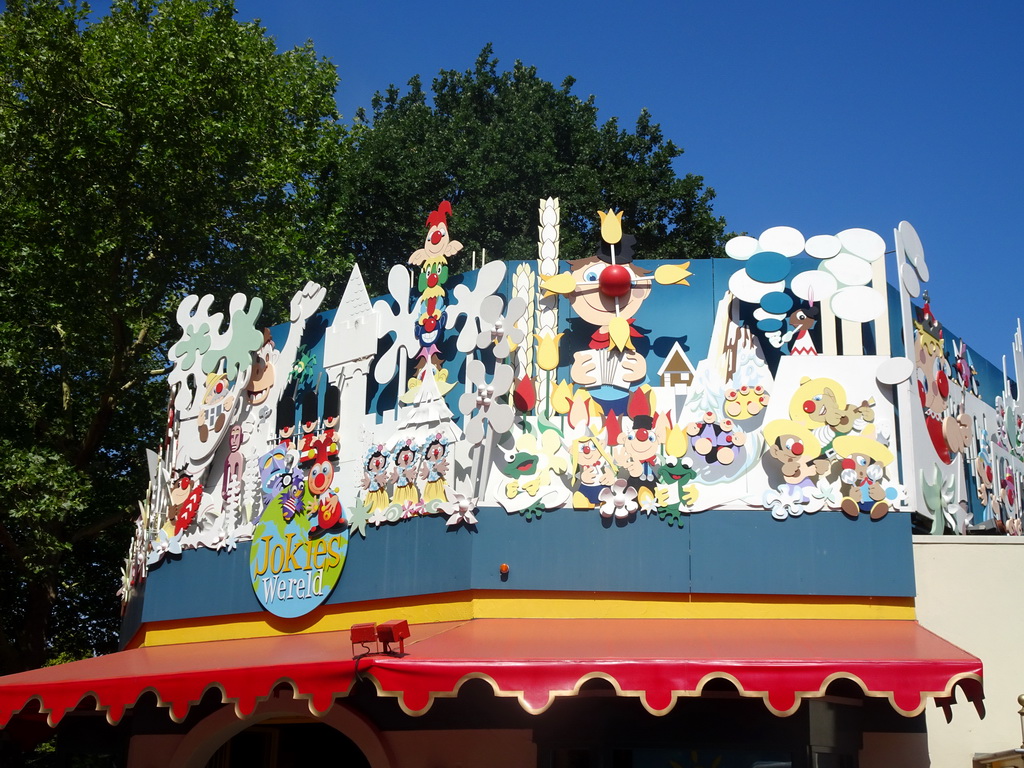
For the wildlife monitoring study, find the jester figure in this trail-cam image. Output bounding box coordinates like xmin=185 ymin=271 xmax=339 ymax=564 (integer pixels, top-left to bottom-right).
xmin=408 ymin=201 xmax=462 ymax=381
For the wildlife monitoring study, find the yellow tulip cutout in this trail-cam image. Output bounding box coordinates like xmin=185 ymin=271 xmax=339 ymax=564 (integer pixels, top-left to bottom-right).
xmin=598 ymin=209 xmax=623 ymax=245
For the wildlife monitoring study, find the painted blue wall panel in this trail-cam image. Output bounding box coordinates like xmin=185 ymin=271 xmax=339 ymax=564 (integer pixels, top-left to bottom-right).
xmin=688 ymin=510 xmax=915 ymax=597
xmin=133 ymin=507 xmax=914 ymax=632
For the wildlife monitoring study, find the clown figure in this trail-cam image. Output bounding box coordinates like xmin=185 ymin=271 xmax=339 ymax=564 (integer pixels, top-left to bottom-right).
xmin=912 ymin=294 xmax=971 ymax=464
xmin=306 ymin=442 xmax=345 ymax=539
xmin=764 ymin=419 xmax=831 ymax=506
xmin=788 ymin=377 xmax=874 ymax=457
xmin=616 ymin=414 xmax=663 ymax=508
xmin=570 ymin=435 xmax=617 ymax=509
xmin=565 ymin=236 xmax=653 ymax=413
xmin=834 ymin=435 xmax=898 ymax=520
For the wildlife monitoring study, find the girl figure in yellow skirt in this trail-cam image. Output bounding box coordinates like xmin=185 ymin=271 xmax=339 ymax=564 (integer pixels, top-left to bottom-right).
xmin=390 ymin=439 xmax=421 ymax=511
xmin=419 ymin=433 xmax=451 ymax=504
xmin=359 ymin=444 xmax=391 ymax=515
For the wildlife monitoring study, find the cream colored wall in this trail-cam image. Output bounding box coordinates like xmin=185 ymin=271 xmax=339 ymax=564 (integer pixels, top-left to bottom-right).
xmin=914 ymin=537 xmax=1024 ymax=768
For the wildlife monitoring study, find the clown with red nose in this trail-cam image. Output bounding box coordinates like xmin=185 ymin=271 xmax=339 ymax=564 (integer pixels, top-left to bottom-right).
xmin=912 ymin=294 xmax=971 ymax=464
xmin=408 ymin=201 xmax=462 ymax=382
xmin=540 ymin=210 xmax=692 ymax=413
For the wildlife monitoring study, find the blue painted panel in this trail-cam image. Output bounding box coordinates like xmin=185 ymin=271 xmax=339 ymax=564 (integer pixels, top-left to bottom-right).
xmin=465 ymin=509 xmax=692 ymax=593
xmin=141 ymin=545 xmax=265 ymax=623
xmin=135 ymin=506 xmax=915 ymax=627
xmin=688 ymin=510 xmax=915 ymax=597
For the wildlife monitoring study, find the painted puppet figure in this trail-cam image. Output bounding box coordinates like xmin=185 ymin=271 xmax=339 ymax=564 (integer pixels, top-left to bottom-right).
xmin=409 ymin=201 xmax=461 ymax=382
xmin=570 ymin=435 xmax=617 ymax=509
xmin=419 ymin=434 xmax=451 ymax=504
xmin=788 ymin=377 xmax=874 ymax=457
xmin=306 ymin=441 xmax=344 ymax=539
xmin=565 ymin=234 xmax=652 ymax=412
xmin=783 ymin=304 xmax=819 ymax=356
xmin=257 ymin=445 xmax=304 ymax=523
xmin=617 ymin=414 xmax=664 ymax=507
xmin=360 ymin=444 xmax=392 ymax=514
xmin=834 ymin=435 xmax=896 ymax=520
xmin=390 ymin=439 xmax=421 ymax=509
xmin=764 ymin=419 xmax=831 ymax=505
xmin=913 ymin=295 xmax=970 ymax=464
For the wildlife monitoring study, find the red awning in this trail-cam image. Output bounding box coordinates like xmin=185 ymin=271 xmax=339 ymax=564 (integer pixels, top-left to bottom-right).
xmin=0 ymin=619 xmax=983 ymax=728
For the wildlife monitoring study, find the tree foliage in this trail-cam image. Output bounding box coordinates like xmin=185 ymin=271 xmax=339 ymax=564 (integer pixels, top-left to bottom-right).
xmin=0 ymin=0 xmax=346 ymax=673
xmin=340 ymin=44 xmax=727 ymax=290
xmin=0 ymin=9 xmax=729 ymax=675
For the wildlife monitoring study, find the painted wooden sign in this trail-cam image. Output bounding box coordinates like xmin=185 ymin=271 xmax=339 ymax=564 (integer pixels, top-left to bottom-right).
xmin=119 ymin=200 xmax=1024 ymax=615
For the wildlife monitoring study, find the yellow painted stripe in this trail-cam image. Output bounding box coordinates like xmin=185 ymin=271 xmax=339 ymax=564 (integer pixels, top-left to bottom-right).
xmin=128 ymin=591 xmax=915 ymax=648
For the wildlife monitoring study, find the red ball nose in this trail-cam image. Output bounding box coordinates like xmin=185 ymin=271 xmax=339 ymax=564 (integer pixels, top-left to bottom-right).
xmin=936 ymin=369 xmax=949 ymax=399
xmin=635 ymin=428 xmax=649 ymax=442
xmin=430 ymin=230 xmax=443 ymax=245
xmin=599 ymin=263 xmax=632 ymax=297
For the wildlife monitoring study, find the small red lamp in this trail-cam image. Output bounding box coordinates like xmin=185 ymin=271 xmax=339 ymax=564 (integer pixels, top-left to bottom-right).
xmin=376 ymin=619 xmax=410 ymax=655
xmin=350 ymin=622 xmax=378 ymax=657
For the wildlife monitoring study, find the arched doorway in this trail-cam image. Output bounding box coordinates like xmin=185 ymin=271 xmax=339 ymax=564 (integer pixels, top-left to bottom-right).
xmin=205 ymin=721 xmax=370 ymax=768
xmin=168 ymin=695 xmax=392 ymax=768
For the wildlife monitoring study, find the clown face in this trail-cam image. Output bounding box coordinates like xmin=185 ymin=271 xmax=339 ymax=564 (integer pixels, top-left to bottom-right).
xmin=618 ymin=419 xmax=659 ymax=465
xmin=567 ymin=257 xmax=651 ymax=328
xmin=366 ymin=450 xmax=388 ymax=474
xmin=423 ymin=220 xmax=451 ymax=261
xmin=769 ymin=433 xmax=827 ymax=483
xmin=395 ymin=446 xmax=417 ymax=469
xmin=425 ymin=440 xmax=447 ymax=463
xmin=308 ymin=459 xmax=334 ymax=496
xmin=915 ymin=329 xmax=950 ymax=413
xmin=800 ymin=387 xmax=844 ymax=428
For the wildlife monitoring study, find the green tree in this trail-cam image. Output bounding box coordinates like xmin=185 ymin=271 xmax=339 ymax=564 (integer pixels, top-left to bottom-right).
xmin=0 ymin=0 xmax=347 ymax=673
xmin=340 ymin=44 xmax=727 ymax=290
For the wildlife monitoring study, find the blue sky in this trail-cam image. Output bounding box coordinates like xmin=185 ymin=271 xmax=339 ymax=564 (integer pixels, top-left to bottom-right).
xmin=156 ymin=1 xmax=1024 ymax=365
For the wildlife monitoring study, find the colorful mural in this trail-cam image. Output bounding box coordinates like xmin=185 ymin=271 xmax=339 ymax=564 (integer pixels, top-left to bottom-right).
xmin=120 ymin=200 xmax=1024 ymax=612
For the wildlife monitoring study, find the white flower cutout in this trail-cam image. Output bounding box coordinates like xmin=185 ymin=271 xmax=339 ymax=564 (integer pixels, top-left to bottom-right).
xmin=372 ymin=265 xmax=418 ymax=385
xmin=458 ymin=359 xmax=515 ymax=445
xmin=450 ymin=261 xmax=508 ymax=354
xmin=147 ymin=528 xmax=182 ymax=566
xmin=441 ymin=492 xmax=479 ymax=527
xmin=598 ymin=480 xmax=638 ymax=519
xmin=475 ymin=295 xmax=527 ymax=358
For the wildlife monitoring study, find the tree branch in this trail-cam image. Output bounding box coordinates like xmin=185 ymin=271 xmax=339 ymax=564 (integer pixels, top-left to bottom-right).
xmin=0 ymin=520 xmax=26 ymax=569
xmin=69 ymin=512 xmax=125 ymax=544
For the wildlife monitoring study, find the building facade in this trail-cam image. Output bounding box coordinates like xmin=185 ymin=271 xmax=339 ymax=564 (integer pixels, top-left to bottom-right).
xmin=4 ymin=201 xmax=1020 ymax=767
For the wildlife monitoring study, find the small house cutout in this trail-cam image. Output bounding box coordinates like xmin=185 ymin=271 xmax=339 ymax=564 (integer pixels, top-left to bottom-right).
xmin=658 ymin=341 xmax=695 ymax=390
